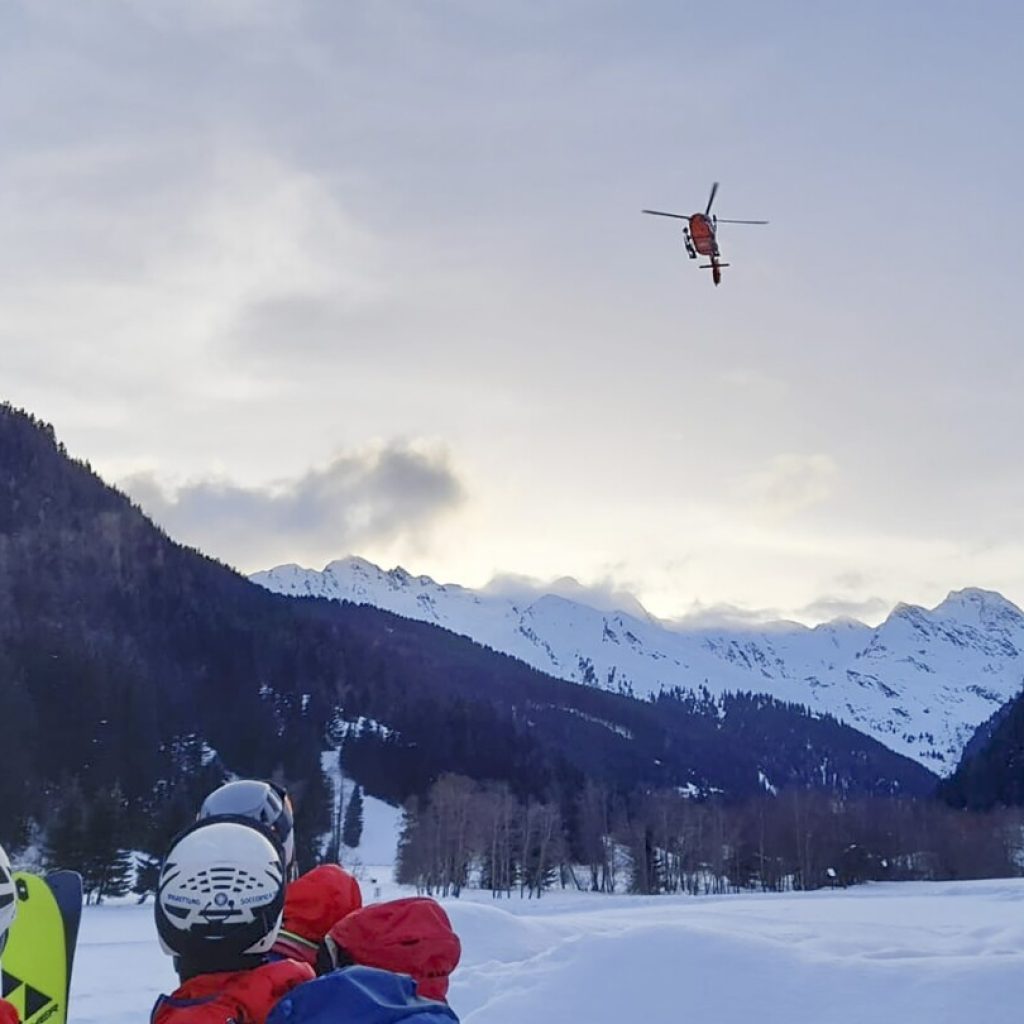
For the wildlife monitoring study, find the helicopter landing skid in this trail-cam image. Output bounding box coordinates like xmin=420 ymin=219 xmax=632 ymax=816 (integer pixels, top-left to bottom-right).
xmin=682 ymin=229 xmax=697 ymax=259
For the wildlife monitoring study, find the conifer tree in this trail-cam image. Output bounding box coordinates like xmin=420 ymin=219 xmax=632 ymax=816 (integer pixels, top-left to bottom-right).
xmin=343 ymin=784 xmax=364 ymax=849
xmin=82 ymin=782 xmax=132 ymax=903
xmin=133 ymin=855 xmax=161 ymax=903
xmin=45 ymin=777 xmax=89 ymax=873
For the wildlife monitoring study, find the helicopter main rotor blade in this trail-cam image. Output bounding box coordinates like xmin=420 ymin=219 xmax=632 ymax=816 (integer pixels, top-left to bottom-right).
xmin=704 ymin=181 xmax=719 ymax=216
xmin=642 ymin=209 xmax=689 ymax=220
xmin=715 ymin=218 xmax=769 ymax=225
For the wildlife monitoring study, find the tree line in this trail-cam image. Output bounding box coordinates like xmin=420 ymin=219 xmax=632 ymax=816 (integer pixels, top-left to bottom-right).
xmin=397 ymin=774 xmax=1024 ymax=897
xmin=39 ymin=743 xmax=370 ymax=905
xmin=33 ymin=759 xmax=1024 ymax=905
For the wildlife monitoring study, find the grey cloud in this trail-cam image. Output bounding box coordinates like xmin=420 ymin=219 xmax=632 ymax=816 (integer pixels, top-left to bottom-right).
xmin=122 ymin=442 xmax=464 ymax=571
xmin=483 ymin=573 xmax=653 ymax=621
xmin=228 ymin=293 xmax=401 ymax=361
xmin=831 ymin=571 xmax=867 ymax=591
xmin=795 ymin=595 xmax=890 ymax=624
xmin=792 ymin=572 xmax=890 ymax=624
xmin=739 ymin=454 xmax=839 ymax=521
xmin=233 ymin=295 xmax=348 ymax=355
xmin=668 ymin=593 xmax=891 ymax=631
xmin=666 ymin=602 xmax=793 ymax=632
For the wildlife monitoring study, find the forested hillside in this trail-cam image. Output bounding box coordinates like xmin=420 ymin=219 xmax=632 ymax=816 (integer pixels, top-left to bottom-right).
xmin=0 ymin=405 xmax=936 ymax=891
xmin=943 ymin=692 xmax=1024 ymax=809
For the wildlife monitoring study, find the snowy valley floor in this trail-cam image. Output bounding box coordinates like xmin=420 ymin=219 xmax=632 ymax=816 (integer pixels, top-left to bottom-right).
xmin=72 ymin=877 xmax=1024 ymax=1024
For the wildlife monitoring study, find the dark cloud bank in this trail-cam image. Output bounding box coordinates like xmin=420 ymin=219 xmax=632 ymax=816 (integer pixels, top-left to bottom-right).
xmin=123 ymin=442 xmax=464 ymax=570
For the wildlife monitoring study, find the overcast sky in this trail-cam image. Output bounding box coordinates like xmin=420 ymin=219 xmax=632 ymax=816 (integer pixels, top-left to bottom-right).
xmin=3 ymin=1 xmax=1023 ymax=624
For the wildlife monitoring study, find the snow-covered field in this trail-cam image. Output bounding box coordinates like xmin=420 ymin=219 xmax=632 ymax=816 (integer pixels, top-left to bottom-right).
xmin=72 ymin=878 xmax=1024 ymax=1024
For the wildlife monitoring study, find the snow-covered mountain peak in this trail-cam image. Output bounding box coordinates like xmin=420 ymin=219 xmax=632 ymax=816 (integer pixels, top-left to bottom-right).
xmin=252 ymin=558 xmax=1024 ymax=773
xmin=816 ymin=616 xmax=870 ymax=633
xmin=933 ymin=587 xmax=1024 ymax=627
xmin=328 ymin=555 xmax=376 ymax=575
xmin=941 ymin=586 xmax=1015 ymax=607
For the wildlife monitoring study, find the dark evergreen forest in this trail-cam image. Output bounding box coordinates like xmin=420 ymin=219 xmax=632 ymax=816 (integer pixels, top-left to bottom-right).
xmin=943 ymin=692 xmax=1024 ymax=810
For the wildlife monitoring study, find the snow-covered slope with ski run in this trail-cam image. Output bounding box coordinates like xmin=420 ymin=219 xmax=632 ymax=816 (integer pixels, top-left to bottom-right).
xmin=252 ymin=558 xmax=1024 ymax=772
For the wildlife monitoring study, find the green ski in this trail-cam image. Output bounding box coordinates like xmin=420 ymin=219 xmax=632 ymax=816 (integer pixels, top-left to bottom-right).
xmin=2 ymin=872 xmax=82 ymax=1024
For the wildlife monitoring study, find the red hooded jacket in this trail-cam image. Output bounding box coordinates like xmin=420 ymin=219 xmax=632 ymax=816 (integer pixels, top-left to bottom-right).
xmin=0 ymin=999 xmax=18 ymax=1024
xmin=326 ymin=897 xmax=461 ymax=1002
xmin=151 ymin=960 xmax=314 ymax=1024
xmin=271 ymin=865 xmax=362 ymax=965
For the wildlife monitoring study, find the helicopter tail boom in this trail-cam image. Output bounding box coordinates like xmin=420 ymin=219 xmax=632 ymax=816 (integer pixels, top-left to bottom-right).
xmin=700 ymin=257 xmax=726 ymax=286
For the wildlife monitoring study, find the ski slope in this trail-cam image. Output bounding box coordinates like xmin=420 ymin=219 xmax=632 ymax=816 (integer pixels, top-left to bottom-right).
xmin=317 ymin=748 xmax=404 ymax=868
xmin=71 ymin=878 xmax=1024 ymax=1024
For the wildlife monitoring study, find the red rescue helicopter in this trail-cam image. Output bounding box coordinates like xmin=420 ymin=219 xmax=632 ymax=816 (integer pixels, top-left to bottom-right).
xmin=643 ymin=182 xmax=767 ymax=286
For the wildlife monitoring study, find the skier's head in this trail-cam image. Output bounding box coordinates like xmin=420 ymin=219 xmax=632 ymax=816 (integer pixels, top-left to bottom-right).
xmin=155 ymin=819 xmax=286 ymax=979
xmin=198 ymin=779 xmax=297 ymax=880
xmin=0 ymin=844 xmax=15 ymax=958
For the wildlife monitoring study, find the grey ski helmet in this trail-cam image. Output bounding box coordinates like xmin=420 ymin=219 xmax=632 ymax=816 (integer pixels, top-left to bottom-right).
xmin=198 ymin=780 xmax=297 ymax=879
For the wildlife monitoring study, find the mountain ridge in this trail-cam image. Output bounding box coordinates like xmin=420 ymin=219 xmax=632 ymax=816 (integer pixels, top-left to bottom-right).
xmin=254 ymin=558 xmax=1024 ymax=772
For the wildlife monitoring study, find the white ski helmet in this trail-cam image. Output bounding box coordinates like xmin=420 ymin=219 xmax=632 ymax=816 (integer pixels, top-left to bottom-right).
xmin=199 ymin=780 xmax=296 ymax=878
xmin=0 ymin=844 xmax=15 ymax=957
xmin=155 ymin=820 xmax=286 ymax=973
